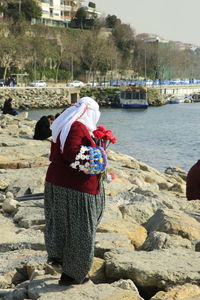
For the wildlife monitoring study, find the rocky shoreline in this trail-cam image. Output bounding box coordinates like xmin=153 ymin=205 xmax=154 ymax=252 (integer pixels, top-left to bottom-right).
xmin=0 ymin=112 xmax=200 ymax=300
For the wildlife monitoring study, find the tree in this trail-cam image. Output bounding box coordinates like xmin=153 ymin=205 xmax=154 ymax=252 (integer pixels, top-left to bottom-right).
xmin=0 ymin=36 xmax=20 ymax=78
xmin=112 ymin=23 xmax=135 ymax=67
xmin=3 ymin=0 xmax=42 ymax=22
xmin=106 ymin=15 xmax=121 ymax=28
xmin=20 ymin=0 xmax=42 ymax=21
xmin=80 ymin=31 xmax=118 ymax=81
xmin=70 ymin=7 xmax=88 ymax=29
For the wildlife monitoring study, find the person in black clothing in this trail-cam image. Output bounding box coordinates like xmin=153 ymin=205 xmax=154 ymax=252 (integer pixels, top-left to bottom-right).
xmin=186 ymin=160 xmax=200 ymax=200
xmin=33 ymin=115 xmax=55 ymax=140
xmin=2 ymin=97 xmax=18 ymax=116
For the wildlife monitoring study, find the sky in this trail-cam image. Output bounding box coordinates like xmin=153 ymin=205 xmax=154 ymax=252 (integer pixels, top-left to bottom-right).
xmin=92 ymin=0 xmax=200 ymax=45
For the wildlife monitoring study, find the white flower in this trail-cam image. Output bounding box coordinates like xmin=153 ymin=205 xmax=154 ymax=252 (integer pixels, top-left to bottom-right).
xmin=74 ymin=161 xmax=80 ymax=166
xmin=85 ymin=155 xmax=90 ymax=160
xmin=80 ymin=146 xmax=88 ymax=153
xmin=106 ymin=174 xmax=112 ymax=183
xmin=70 ymin=163 xmax=77 ymax=169
xmin=84 ymin=162 xmax=90 ymax=168
xmin=79 ymin=165 xmax=87 ymax=171
xmin=75 ymin=154 xmax=82 ymax=160
xmin=80 ymin=154 xmax=86 ymax=160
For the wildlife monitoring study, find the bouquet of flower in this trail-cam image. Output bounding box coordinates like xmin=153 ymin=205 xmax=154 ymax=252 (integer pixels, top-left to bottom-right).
xmin=70 ymin=145 xmax=108 ymax=175
xmin=70 ymin=126 xmax=116 ymax=182
xmin=93 ymin=125 xmax=117 ymax=182
xmin=93 ymin=125 xmax=117 ymax=149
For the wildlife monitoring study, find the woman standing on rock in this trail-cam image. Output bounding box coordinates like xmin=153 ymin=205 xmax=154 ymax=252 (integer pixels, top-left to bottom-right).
xmin=44 ymin=97 xmax=106 ymax=286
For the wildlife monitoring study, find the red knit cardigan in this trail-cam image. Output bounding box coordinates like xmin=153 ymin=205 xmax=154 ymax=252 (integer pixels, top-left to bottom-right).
xmin=45 ymin=121 xmax=100 ymax=194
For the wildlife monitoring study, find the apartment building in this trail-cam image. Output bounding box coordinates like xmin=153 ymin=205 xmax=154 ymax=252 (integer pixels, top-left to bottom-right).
xmin=33 ymin=0 xmax=83 ymax=27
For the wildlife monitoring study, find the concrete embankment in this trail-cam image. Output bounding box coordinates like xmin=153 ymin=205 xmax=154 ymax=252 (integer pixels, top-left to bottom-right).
xmin=0 ymin=87 xmax=80 ymax=110
xmin=0 ymin=113 xmax=200 ymax=300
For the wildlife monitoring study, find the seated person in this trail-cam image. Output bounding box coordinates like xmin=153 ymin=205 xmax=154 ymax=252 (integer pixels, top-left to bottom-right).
xmin=2 ymin=97 xmax=18 ymax=116
xmin=186 ymin=160 xmax=200 ymax=200
xmin=33 ymin=115 xmax=55 ymax=140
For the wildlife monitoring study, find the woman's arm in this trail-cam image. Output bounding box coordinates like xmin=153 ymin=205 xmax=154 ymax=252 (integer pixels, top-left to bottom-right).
xmin=62 ymin=122 xmax=93 ymax=163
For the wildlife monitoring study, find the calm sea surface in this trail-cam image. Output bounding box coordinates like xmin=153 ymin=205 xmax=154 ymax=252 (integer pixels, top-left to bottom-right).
xmin=28 ymin=103 xmax=200 ymax=172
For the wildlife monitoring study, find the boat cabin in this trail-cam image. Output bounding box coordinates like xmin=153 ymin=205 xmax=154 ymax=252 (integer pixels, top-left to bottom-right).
xmin=120 ymin=86 xmax=148 ymax=108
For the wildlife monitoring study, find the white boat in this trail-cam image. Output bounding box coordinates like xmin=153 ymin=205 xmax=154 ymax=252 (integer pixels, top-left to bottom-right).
xmin=120 ymin=86 xmax=148 ymax=109
xmin=167 ymin=95 xmax=186 ymax=104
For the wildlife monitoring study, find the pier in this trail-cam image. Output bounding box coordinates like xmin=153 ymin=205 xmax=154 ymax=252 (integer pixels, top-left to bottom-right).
xmin=153 ymin=84 xmax=200 ymax=96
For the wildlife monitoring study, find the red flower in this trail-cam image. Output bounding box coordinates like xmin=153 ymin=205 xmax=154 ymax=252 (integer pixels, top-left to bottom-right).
xmin=104 ymin=130 xmax=117 ymax=144
xmin=93 ymin=125 xmax=116 ymax=148
xmin=93 ymin=129 xmax=105 ymax=139
xmin=110 ymin=136 xmax=117 ymax=144
xmin=109 ymin=172 xmax=116 ymax=180
xmin=97 ymin=125 xmax=106 ymax=132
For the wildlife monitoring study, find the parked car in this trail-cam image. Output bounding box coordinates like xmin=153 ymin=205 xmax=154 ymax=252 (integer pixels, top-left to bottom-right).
xmin=68 ymin=80 xmax=85 ymax=87
xmin=87 ymin=81 xmax=98 ymax=87
xmin=29 ymin=80 xmax=47 ymax=87
xmin=0 ymin=79 xmax=5 ymax=87
xmin=100 ymin=81 xmax=110 ymax=87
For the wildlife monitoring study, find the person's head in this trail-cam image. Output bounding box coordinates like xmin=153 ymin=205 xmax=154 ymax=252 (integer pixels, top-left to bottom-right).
xmin=47 ymin=115 xmax=55 ymax=125
xmin=51 ymin=97 xmax=100 ymax=152
xmin=55 ymin=112 xmax=61 ymax=119
xmin=7 ymin=97 xmax=12 ymax=102
xmin=75 ymin=97 xmax=100 ymax=133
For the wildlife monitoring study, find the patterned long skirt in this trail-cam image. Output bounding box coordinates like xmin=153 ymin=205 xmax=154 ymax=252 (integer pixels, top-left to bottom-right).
xmin=44 ymin=182 xmax=105 ymax=283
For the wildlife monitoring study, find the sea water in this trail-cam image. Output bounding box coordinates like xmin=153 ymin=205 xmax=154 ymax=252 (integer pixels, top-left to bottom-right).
xmin=28 ymin=102 xmax=200 ymax=172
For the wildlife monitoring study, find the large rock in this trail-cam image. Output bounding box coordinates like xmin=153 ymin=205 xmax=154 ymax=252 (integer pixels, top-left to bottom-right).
xmin=119 ymin=198 xmax=166 ymax=225
xmin=28 ymin=276 xmax=143 ymax=300
xmin=88 ymin=257 xmax=106 ymax=284
xmin=97 ymin=219 xmax=147 ymax=249
xmin=144 ymin=208 xmax=200 ymax=241
xmin=2 ymin=198 xmax=18 ymax=213
xmin=13 ymin=206 xmax=45 ymax=228
xmin=150 ymin=283 xmax=200 ymax=300
xmin=0 ymin=249 xmax=47 ymax=288
xmin=104 ymin=248 xmax=200 ymax=289
xmin=139 ymin=231 xmax=192 ymax=251
xmin=95 ymin=232 xmax=134 ymax=258
xmin=0 ymin=214 xmax=45 ymax=252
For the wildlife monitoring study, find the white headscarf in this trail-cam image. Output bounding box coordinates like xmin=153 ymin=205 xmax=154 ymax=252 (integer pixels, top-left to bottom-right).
xmin=51 ymin=97 xmax=100 ymax=152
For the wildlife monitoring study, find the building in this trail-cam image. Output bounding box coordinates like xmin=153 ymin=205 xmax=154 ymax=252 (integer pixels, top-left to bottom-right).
xmin=81 ymin=4 xmax=101 ymax=19
xmin=136 ymin=33 xmax=169 ymax=44
xmin=32 ymin=0 xmax=83 ymax=27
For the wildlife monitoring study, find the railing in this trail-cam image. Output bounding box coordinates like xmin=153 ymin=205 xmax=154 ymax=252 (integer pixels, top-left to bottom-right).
xmin=110 ymin=79 xmax=200 ymax=87
xmin=60 ymin=4 xmax=71 ymax=10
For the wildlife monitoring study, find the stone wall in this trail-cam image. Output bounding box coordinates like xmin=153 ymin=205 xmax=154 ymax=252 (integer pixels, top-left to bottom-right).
xmin=0 ymin=87 xmax=80 ymax=110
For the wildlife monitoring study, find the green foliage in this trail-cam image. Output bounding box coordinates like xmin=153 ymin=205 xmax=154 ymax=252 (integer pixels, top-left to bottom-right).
xmin=106 ymin=15 xmax=121 ymax=28
xmin=147 ymin=88 xmax=161 ymax=102
xmin=70 ymin=7 xmax=88 ymax=29
xmin=21 ymin=0 xmax=42 ymax=21
xmin=112 ymin=23 xmax=135 ymax=67
xmin=80 ymin=87 xmax=120 ymax=104
xmin=0 ymin=17 xmax=200 ymax=84
xmin=43 ymin=69 xmax=71 ymax=81
xmin=3 ymin=0 xmax=42 ymax=22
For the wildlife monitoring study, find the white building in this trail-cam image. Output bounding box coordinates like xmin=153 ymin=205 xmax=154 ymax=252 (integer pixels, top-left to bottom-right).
xmin=33 ymin=0 xmax=83 ymax=27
